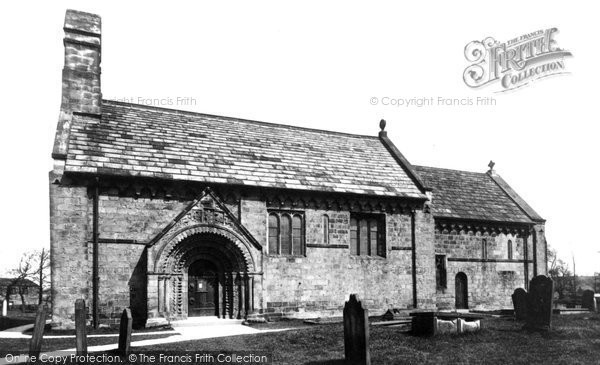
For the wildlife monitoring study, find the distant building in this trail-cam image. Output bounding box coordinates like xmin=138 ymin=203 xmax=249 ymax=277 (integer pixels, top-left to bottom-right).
xmin=554 ymin=275 xmax=599 ymax=299
xmin=0 ymin=278 xmax=40 ymax=308
xmin=49 ymin=10 xmax=547 ymax=329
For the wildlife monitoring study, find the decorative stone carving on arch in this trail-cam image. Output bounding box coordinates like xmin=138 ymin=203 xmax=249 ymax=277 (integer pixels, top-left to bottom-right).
xmin=155 ymin=225 xmax=256 ymax=274
xmin=146 ymin=188 xmax=261 ymax=320
xmin=147 ymin=188 xmax=262 ymax=274
xmin=153 ymin=230 xmax=253 ymax=319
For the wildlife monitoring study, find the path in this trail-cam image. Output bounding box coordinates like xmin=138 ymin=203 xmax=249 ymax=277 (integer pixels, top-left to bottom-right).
xmin=0 ymin=317 xmax=294 ymax=364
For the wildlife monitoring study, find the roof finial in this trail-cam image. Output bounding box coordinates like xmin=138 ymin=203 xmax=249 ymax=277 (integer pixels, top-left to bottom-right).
xmin=488 ymin=160 xmax=495 ymax=172
xmin=379 ymin=119 xmax=386 ymax=131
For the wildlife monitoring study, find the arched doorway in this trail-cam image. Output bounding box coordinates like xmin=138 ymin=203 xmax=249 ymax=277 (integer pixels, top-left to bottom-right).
xmin=455 ymin=272 xmax=469 ymax=309
xmin=154 ymin=230 xmax=254 ymax=320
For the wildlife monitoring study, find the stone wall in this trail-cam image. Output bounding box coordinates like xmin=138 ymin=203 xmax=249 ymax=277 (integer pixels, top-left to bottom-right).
xmin=414 ymin=211 xmax=436 ymax=308
xmin=51 ymin=177 xmax=537 ymax=327
xmin=98 ymin=196 xmax=189 ymax=242
xmin=50 ymin=186 xmax=192 ymax=328
xmin=97 ymin=196 xmax=189 ymax=325
xmin=533 ymin=223 xmax=548 ymax=276
xmin=434 ymin=228 xmax=531 ymax=309
xmin=50 ymin=182 xmax=435 ymax=325
xmin=442 ymin=261 xmax=526 ymax=309
xmin=49 ymin=179 xmax=91 ymax=328
xmin=262 ymin=208 xmax=417 ymax=318
xmin=97 ymin=244 xmax=147 ymax=326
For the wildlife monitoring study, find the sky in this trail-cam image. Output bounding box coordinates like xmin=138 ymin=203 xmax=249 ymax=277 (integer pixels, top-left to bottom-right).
xmin=0 ymin=1 xmax=598 ymax=276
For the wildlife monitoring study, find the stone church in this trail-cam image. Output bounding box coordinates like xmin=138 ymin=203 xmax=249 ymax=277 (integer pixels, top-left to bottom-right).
xmin=49 ymin=10 xmax=547 ymax=328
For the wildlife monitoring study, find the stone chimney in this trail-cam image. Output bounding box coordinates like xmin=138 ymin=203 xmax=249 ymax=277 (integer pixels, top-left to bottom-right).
xmin=52 ymin=10 xmax=102 ymax=161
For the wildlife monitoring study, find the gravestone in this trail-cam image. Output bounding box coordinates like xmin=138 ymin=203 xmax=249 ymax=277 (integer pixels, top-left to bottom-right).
xmin=381 ymin=308 xmax=402 ymax=321
xmin=457 ymin=318 xmax=481 ymax=334
xmin=29 ymin=306 xmax=47 ymax=358
xmin=411 ymin=313 xmax=436 ymax=336
xmin=2 ymin=299 xmax=6 ymax=317
xmin=343 ymin=294 xmax=370 ymax=365
xmin=118 ymin=308 xmax=133 ymax=356
xmin=75 ymin=299 xmax=87 ymax=355
xmin=526 ymin=275 xmax=554 ymax=331
xmin=512 ymin=288 xmax=528 ymax=320
xmin=435 ymin=318 xmax=457 ymax=334
xmin=581 ymin=290 xmax=595 ymax=311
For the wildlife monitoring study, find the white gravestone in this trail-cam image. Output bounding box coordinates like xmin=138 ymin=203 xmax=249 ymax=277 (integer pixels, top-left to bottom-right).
xmin=457 ymin=318 xmax=481 ymax=334
xmin=436 ymin=318 xmax=457 ymax=334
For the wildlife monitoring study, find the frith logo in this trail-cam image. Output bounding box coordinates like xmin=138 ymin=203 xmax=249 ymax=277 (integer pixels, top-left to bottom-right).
xmin=463 ymin=28 xmax=572 ymax=92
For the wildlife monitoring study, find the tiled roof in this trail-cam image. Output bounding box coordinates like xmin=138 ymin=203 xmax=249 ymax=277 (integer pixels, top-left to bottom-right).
xmin=0 ymin=278 xmax=38 ymax=287
xmin=413 ymin=165 xmax=540 ymax=224
xmin=65 ymin=100 xmax=426 ymax=198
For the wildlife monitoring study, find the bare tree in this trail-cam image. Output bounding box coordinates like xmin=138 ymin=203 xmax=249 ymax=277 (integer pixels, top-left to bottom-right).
xmin=547 ymin=246 xmax=572 ymax=299
xmin=35 ymin=248 xmax=50 ymax=305
xmin=6 ymin=252 xmax=37 ymax=311
xmin=5 ymin=249 xmax=51 ymax=311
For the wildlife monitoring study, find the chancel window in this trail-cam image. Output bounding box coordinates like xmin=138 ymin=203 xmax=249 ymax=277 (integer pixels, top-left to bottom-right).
xmin=436 ymin=255 xmax=447 ymax=290
xmin=268 ymin=212 xmax=305 ymax=256
xmin=349 ymin=214 xmax=385 ymax=257
xmin=322 ymin=215 xmax=330 ymax=244
xmin=507 ymin=240 xmax=513 ymax=260
xmin=482 ymin=239 xmax=488 ymax=259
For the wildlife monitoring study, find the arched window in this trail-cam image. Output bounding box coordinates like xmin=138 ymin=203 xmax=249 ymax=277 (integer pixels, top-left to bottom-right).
xmin=292 ymin=215 xmax=303 ymax=256
xmin=482 ymin=239 xmax=488 ymax=259
xmin=322 ymin=215 xmax=330 ymax=244
xmin=280 ymin=215 xmax=292 ymax=255
xmin=268 ymin=211 xmax=305 ymax=256
xmin=507 ymin=240 xmax=513 ymax=260
xmin=435 ymin=255 xmax=447 ymax=290
xmin=268 ymin=214 xmax=279 ymax=254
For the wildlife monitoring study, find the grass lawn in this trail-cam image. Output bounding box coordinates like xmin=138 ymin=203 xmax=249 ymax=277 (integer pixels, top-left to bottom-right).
xmin=1 ymin=313 xmax=598 ymax=364
xmin=137 ymin=313 xmax=600 ymax=364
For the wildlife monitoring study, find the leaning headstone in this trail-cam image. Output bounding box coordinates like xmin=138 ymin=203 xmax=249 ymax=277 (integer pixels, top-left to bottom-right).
xmin=582 ymin=290 xmax=595 ymax=311
xmin=435 ymin=318 xmax=457 ymax=334
xmin=29 ymin=305 xmax=47 ymax=359
xmin=2 ymin=299 xmax=7 ymax=317
xmin=457 ymin=318 xmax=481 ymax=334
xmin=512 ymin=288 xmax=528 ymax=320
xmin=75 ymin=299 xmax=87 ymax=355
xmin=118 ymin=308 xmax=133 ymax=356
xmin=526 ymin=275 xmax=554 ymax=331
xmin=343 ymin=294 xmax=370 ymax=365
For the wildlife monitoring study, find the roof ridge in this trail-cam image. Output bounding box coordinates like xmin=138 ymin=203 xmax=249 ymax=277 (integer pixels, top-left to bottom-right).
xmin=414 ymin=164 xmax=487 ymax=175
xmin=102 ymin=99 xmax=380 ymax=140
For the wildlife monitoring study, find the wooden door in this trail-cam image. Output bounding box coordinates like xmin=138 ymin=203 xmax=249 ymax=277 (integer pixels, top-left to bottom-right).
xmin=455 ymin=272 xmax=468 ymax=309
xmin=188 ymin=275 xmax=216 ymax=316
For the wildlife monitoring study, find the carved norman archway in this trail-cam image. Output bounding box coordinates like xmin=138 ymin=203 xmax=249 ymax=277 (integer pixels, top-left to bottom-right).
xmin=147 ymin=190 xmax=261 ymax=321
xmin=155 ymin=230 xmax=254 ymax=320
